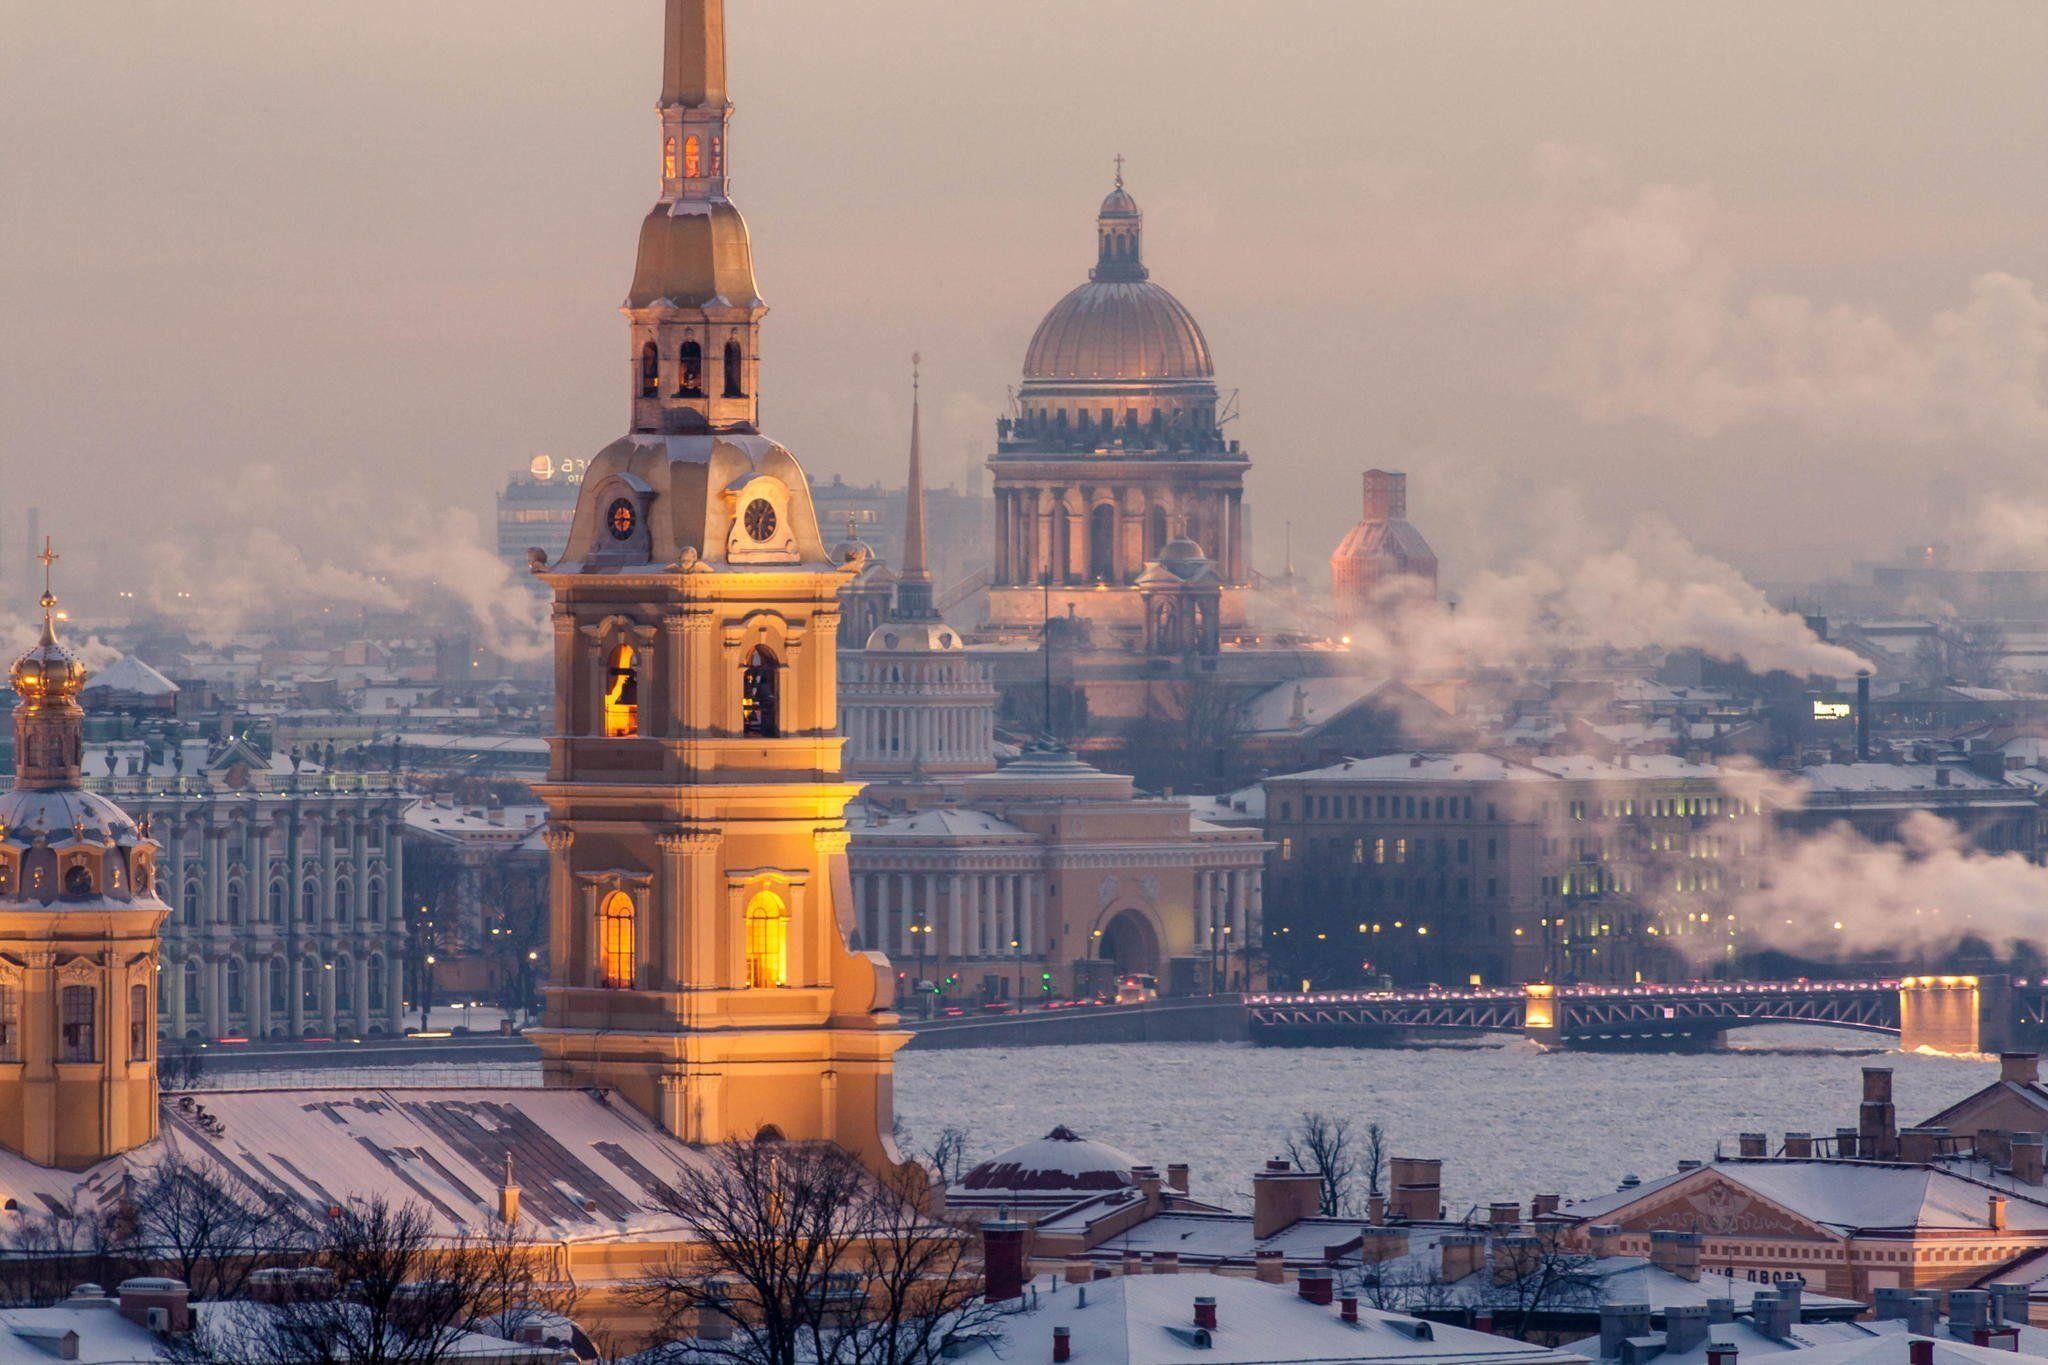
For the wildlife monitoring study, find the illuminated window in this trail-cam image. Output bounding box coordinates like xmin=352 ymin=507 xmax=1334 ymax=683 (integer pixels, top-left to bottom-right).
xmin=723 ymin=338 xmax=747 ymax=398
xmin=600 ymin=891 xmax=636 ymax=989
xmin=639 ymin=341 xmax=660 ymax=398
xmin=664 ymin=136 xmax=678 ymax=179
xmin=683 ymin=134 xmax=702 ymax=178
xmin=604 ymin=644 xmax=641 ymax=737
xmin=60 ymin=985 xmax=95 ymax=1063
xmin=129 ymin=984 xmax=149 ymax=1060
xmin=678 ymin=340 xmax=704 ymax=397
xmin=0 ymin=982 xmax=16 ymax=1061
xmin=741 ymin=646 xmax=779 ymax=738
xmin=745 ymin=890 xmax=789 ymax=988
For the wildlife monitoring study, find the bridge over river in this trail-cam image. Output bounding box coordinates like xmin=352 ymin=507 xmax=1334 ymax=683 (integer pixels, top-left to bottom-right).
xmin=1249 ymin=975 xmax=2048 ymax=1053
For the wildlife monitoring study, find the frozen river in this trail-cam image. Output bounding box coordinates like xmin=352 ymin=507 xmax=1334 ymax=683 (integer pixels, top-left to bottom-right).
xmin=894 ymin=1029 xmax=1999 ymax=1213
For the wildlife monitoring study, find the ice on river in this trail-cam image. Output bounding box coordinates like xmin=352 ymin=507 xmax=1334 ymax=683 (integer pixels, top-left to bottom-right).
xmin=894 ymin=1027 xmax=1997 ymax=1214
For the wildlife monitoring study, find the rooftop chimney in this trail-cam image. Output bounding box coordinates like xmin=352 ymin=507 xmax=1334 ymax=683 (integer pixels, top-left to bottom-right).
xmin=1706 ymin=1345 xmax=1739 ymax=1365
xmin=1738 ymin=1133 xmax=1768 ymax=1158
xmin=1194 ymin=1297 xmax=1217 ymax=1331
xmin=1253 ymin=1164 xmax=1322 ymax=1239
xmin=1589 ymin=1224 xmax=1623 ymax=1259
xmin=2013 ymin=1134 xmax=2045 ymax=1186
xmin=1666 ymin=1305 xmax=1710 ymax=1355
xmin=1167 ymin=1163 xmax=1191 ymax=1193
xmin=1991 ymin=1194 xmax=2010 ymax=1232
xmin=1532 ymin=1194 xmax=1562 ymax=1219
xmin=1254 ymin=1250 xmax=1286 ymax=1284
xmin=1299 ymin=1269 xmax=1335 ymax=1306
xmin=1649 ymin=1230 xmax=1702 ymax=1283
xmin=1341 ymin=1293 xmax=1359 ymax=1324
xmin=1783 ymin=1133 xmax=1814 ymax=1158
xmin=1951 ymin=1290 xmax=1991 ymax=1339
xmin=1900 ymin=1127 xmax=1947 ymax=1165
xmin=1153 ymin=1252 xmax=1180 ymax=1275
xmin=1490 ymin=1201 xmax=1522 ymax=1228
xmin=1909 ymin=1342 xmax=1933 ymax=1365
xmin=117 ymin=1278 xmax=192 ymax=1336
xmin=1387 ymin=1157 xmax=1443 ymax=1221
xmin=1599 ymin=1303 xmax=1653 ymax=1360
xmin=1054 ymin=1326 xmax=1072 ymax=1363
xmin=984 ymin=1221 xmax=1029 ymax=1303
xmin=1440 ymin=1233 xmax=1484 ymax=1283
xmin=2003 ymin=1054 xmax=2041 ymax=1085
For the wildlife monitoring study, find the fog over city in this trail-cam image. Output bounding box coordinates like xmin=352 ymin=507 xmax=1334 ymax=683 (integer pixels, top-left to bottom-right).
xmin=5 ymin=1 xmax=2045 ymax=615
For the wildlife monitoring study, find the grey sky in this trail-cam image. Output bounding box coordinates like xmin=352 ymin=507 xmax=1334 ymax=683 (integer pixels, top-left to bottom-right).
xmin=3 ymin=1 xmax=2044 ymax=614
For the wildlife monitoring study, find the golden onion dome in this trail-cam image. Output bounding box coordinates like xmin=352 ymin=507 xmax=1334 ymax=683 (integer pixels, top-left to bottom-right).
xmin=10 ymin=596 xmax=88 ymax=707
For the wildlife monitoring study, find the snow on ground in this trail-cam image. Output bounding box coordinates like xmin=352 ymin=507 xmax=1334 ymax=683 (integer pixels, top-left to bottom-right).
xmin=893 ymin=1028 xmax=1997 ymax=1213
xmin=184 ymin=1062 xmax=543 ymax=1091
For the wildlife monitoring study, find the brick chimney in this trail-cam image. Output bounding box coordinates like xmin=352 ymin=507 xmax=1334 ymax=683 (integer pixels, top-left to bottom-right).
xmin=983 ymin=1220 xmax=1029 ymax=1303
xmin=1665 ymin=1305 xmax=1710 ymax=1355
xmin=1909 ymin=1342 xmax=1934 ymax=1365
xmin=1490 ymin=1234 xmax=1540 ymax=1285
xmin=1440 ymin=1233 xmax=1484 ymax=1283
xmin=1737 ymin=1133 xmax=1768 ymax=1158
xmin=1489 ymin=1201 xmax=1521 ymax=1230
xmin=1991 ymin=1194 xmax=2010 ymax=1232
xmin=1387 ymin=1157 xmax=1443 ymax=1221
xmin=1599 ymin=1303 xmax=1653 ymax=1359
xmin=2002 ymin=1053 xmax=2041 ymax=1085
xmin=117 ymin=1278 xmax=192 ymax=1336
xmin=1367 ymin=1192 xmax=1387 ymax=1225
xmin=1299 ymin=1269 xmax=1335 ymax=1306
xmin=1649 ymin=1230 xmax=1702 ymax=1282
xmin=1194 ymin=1296 xmax=1217 ymax=1330
xmin=1166 ymin=1163 xmax=1191 ymax=1194
xmin=1358 ymin=1228 xmax=1410 ymax=1264
xmin=1589 ymin=1224 xmax=1623 ymax=1259
xmin=1255 ymin=1250 xmax=1286 ymax=1284
xmin=1706 ymin=1346 xmax=1739 ymax=1365
xmin=1783 ymin=1132 xmax=1814 ymax=1158
xmin=1152 ymin=1252 xmax=1180 ymax=1275
xmin=1053 ymin=1326 xmax=1072 ymax=1363
xmin=1900 ymin=1127 xmax=1947 ymax=1165
xmin=1860 ymin=1068 xmax=1899 ymax=1160
xmin=1065 ymin=1258 xmax=1094 ymax=1285
xmin=2013 ymin=1134 xmax=2045 ymax=1185
xmin=1252 ymin=1163 xmax=1323 ymax=1239
xmin=1531 ymin=1194 xmax=1562 ymax=1219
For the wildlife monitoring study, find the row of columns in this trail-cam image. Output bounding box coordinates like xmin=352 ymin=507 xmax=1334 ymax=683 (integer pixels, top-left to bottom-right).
xmin=163 ymin=950 xmax=404 ymax=1039
xmin=858 ymin=871 xmax=1043 ymax=962
xmin=155 ymin=814 xmax=402 ymax=935
xmin=992 ymin=485 xmax=1247 ymax=586
xmin=845 ymin=702 xmax=993 ymax=769
xmin=1193 ymin=867 xmax=1262 ymax=942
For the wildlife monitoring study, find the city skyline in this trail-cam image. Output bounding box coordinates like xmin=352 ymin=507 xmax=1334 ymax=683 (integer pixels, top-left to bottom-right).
xmin=4 ymin=0 xmax=2045 ymax=618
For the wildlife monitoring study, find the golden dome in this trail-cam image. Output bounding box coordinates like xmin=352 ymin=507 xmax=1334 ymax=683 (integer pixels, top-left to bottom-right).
xmin=10 ymin=597 xmax=87 ymax=708
xmin=1022 ymin=280 xmax=1214 ymax=383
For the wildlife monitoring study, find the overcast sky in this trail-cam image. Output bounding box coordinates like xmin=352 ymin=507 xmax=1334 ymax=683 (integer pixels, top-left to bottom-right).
xmin=3 ymin=1 xmax=2045 ymax=617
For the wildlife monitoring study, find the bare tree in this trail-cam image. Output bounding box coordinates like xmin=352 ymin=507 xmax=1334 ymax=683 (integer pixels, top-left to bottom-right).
xmin=1482 ymin=1228 xmax=1602 ymax=1341
xmin=168 ymin=1197 xmax=548 ymax=1365
xmin=0 ymin=1203 xmax=135 ymax=1308
xmin=633 ymin=1138 xmax=1006 ymax=1365
xmin=1361 ymin=1122 xmax=1389 ymax=1199
xmin=129 ymin=1153 xmax=313 ymax=1301
xmin=923 ymin=1128 xmax=971 ymax=1189
xmin=1284 ymin=1111 xmax=1359 ymax=1217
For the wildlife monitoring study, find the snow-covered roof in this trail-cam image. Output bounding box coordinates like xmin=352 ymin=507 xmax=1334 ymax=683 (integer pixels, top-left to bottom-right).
xmin=0 ymin=1087 xmax=714 ymax=1244
xmin=1797 ymin=763 xmax=2011 ymax=794
xmin=1561 ymin=1159 xmax=2048 ymax=1236
xmin=1241 ymin=676 xmax=1396 ymax=736
xmin=404 ymin=801 xmax=549 ymax=841
xmin=959 ymin=1125 xmax=1146 ymax=1199
xmin=1270 ymin=753 xmax=1548 ymax=786
xmin=957 ymin=1273 xmax=1589 ymax=1365
xmin=80 ymin=654 xmax=178 ymax=697
xmin=862 ymin=808 xmax=1034 ymax=839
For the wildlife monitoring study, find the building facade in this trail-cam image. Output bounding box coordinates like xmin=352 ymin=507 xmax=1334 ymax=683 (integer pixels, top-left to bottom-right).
xmin=983 ymin=172 xmax=1252 ymax=646
xmin=849 ymin=743 xmax=1271 ymax=1001
xmin=84 ymin=739 xmax=410 ymax=1039
xmin=495 ymin=455 xmax=585 ymax=571
xmin=1259 ymin=753 xmax=1769 ymax=987
xmin=523 ymin=0 xmax=906 ymax=1171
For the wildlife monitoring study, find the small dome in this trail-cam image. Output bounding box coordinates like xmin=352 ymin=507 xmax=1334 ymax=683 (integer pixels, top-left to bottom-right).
xmin=1159 ymin=535 xmax=1208 ymax=578
xmin=1023 ymin=281 xmax=1214 ymax=383
xmin=11 ymin=615 xmax=87 ymax=707
xmin=1099 ymin=183 xmax=1140 ymax=219
xmin=958 ymin=1125 xmax=1145 ymax=1196
xmin=863 ymin=621 xmax=963 ymax=653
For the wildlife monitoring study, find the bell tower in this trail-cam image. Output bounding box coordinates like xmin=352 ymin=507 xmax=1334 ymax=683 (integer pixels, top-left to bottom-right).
xmin=526 ymin=0 xmax=907 ymax=1171
xmin=628 ymin=0 xmax=766 ymax=436
xmin=0 ymin=545 xmax=170 ymax=1170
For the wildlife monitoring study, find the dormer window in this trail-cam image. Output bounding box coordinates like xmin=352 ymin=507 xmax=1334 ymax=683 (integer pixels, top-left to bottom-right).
xmin=604 ymin=644 xmax=641 ymax=738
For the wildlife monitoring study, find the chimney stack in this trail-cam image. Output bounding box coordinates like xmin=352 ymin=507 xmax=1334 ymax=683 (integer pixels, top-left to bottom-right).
xmin=1649 ymin=1230 xmax=1702 ymax=1283
xmin=1153 ymin=1252 xmax=1180 ymax=1275
xmin=1991 ymin=1195 xmax=2010 ymax=1232
xmin=1909 ymin=1345 xmax=1933 ymax=1365
xmin=1783 ymin=1132 xmax=1813 ymax=1158
xmin=1860 ymin=1068 xmax=1899 ymax=1160
xmin=1194 ymin=1297 xmax=1217 ymax=1330
xmin=1440 ymin=1233 xmax=1484 ymax=1283
xmin=1388 ymin=1157 xmax=1443 ymax=1221
xmin=1589 ymin=1224 xmax=1623 ymax=1259
xmin=1532 ymin=1193 xmax=1562 ymax=1219
xmin=1738 ymin=1133 xmax=1768 ymax=1158
xmin=1167 ymin=1163 xmax=1191 ymax=1193
xmin=1252 ymin=1163 xmax=1322 ymax=1239
xmin=1665 ymin=1305 xmax=1710 ymax=1356
xmin=1254 ymin=1250 xmax=1286 ymax=1284
xmin=1836 ymin=1126 xmax=1861 ymax=1159
xmin=2003 ymin=1054 xmax=2041 ymax=1085
xmin=1599 ymin=1304 xmax=1653 ymax=1360
xmin=1490 ymin=1201 xmax=1522 ymax=1229
xmin=983 ymin=1221 xmax=1029 ymax=1303
xmin=1900 ymin=1127 xmax=1947 ymax=1165
xmin=2013 ymin=1135 xmax=2045 ymax=1185
xmin=1706 ymin=1346 xmax=1739 ymax=1365
xmin=117 ymin=1278 xmax=192 ymax=1336
xmin=1298 ymin=1269 xmax=1335 ymax=1306
xmin=1340 ymin=1292 xmax=1359 ymax=1324
xmin=1053 ymin=1326 xmax=1072 ymax=1363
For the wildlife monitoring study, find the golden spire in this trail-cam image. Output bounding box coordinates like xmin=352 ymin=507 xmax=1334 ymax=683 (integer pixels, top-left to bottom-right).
xmin=894 ymin=354 xmax=935 ymax=619
xmin=661 ymin=0 xmax=728 ymax=109
xmin=11 ymin=538 xmax=86 ymax=707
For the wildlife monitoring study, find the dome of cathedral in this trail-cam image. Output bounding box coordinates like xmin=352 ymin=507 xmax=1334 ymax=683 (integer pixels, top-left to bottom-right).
xmin=958 ymin=1124 xmax=1144 ymax=1196
xmin=1022 ymin=280 xmax=1214 ymax=384
xmin=1020 ymin=174 xmax=1214 ymax=386
xmin=9 ymin=613 xmax=87 ymax=708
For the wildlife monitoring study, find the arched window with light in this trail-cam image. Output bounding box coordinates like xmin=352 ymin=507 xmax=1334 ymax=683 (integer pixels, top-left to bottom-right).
xmin=678 ymin=340 xmax=704 ymax=397
xmin=599 ymin=891 xmax=636 ymax=989
xmin=741 ymin=646 xmax=779 ymax=738
xmin=745 ymin=889 xmax=789 ymax=989
xmin=604 ymin=643 xmax=641 ymax=737
xmin=639 ymin=341 xmax=660 ymax=398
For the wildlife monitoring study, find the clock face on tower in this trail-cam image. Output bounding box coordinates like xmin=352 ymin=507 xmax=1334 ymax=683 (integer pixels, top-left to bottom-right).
xmin=607 ymin=499 xmax=636 ymax=541
xmin=743 ymin=499 xmax=778 ymax=542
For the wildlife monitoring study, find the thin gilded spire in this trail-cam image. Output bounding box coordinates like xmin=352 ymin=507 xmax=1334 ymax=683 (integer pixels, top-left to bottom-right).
xmin=894 ymin=354 xmax=935 ymax=619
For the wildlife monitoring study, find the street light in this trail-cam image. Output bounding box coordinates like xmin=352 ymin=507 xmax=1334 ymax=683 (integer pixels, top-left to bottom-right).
xmin=1011 ymin=938 xmax=1023 ymax=1005
xmin=911 ymin=922 xmax=931 ymax=1018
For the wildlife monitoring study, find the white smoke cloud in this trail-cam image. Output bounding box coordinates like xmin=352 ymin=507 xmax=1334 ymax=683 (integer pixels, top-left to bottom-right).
xmin=362 ymin=509 xmax=549 ymax=663
xmin=1551 ymin=184 xmax=2048 ymax=443
xmin=1726 ymin=811 xmax=2048 ymax=961
xmin=1344 ymin=513 xmax=1866 ymax=679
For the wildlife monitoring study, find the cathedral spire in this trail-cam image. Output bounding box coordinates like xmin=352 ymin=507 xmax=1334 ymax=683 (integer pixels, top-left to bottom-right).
xmin=10 ymin=539 xmax=89 ymax=792
xmin=661 ymin=0 xmax=728 ymax=110
xmin=894 ymin=355 xmax=935 ymax=620
xmin=1092 ymin=160 xmax=1146 ymax=284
